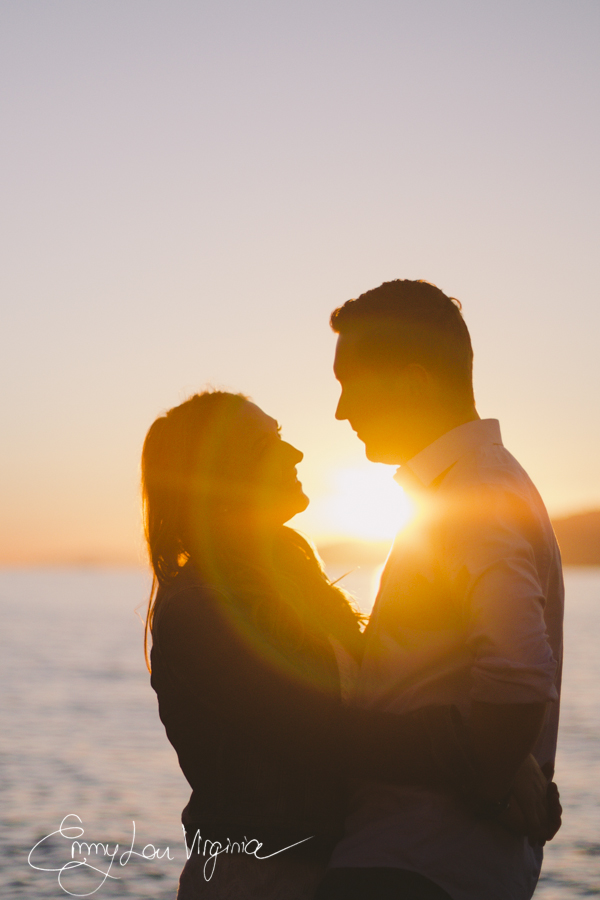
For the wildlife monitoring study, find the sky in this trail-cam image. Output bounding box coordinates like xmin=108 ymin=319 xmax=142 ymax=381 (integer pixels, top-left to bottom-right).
xmin=0 ymin=0 xmax=599 ymax=565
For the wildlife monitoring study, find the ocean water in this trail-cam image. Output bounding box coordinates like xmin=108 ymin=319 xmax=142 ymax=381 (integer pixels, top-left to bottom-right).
xmin=0 ymin=566 xmax=599 ymax=899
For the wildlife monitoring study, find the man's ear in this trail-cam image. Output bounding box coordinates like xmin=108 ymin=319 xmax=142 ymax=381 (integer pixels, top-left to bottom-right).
xmin=392 ymin=363 xmax=433 ymax=401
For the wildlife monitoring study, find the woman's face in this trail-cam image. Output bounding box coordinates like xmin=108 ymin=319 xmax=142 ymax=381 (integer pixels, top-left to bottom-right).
xmin=225 ymin=401 xmax=309 ymax=526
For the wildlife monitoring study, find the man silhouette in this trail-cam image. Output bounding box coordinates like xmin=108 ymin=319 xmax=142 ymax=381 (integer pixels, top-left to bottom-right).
xmin=316 ymin=280 xmax=563 ymax=900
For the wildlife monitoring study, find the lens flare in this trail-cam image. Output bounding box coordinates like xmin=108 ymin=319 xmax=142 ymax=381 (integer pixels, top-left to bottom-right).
xmin=319 ymin=465 xmax=415 ymax=541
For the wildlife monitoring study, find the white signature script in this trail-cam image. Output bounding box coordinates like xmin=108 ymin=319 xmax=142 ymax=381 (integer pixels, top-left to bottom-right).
xmin=183 ymin=827 xmax=314 ymax=881
xmin=28 ymin=814 xmax=314 ymax=894
xmin=28 ymin=814 xmax=174 ymax=897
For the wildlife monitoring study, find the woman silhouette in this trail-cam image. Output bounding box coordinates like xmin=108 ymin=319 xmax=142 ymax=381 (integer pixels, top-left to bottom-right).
xmin=141 ymin=391 xmax=474 ymax=899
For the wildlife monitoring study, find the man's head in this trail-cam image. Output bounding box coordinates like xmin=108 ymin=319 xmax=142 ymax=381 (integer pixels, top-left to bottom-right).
xmin=331 ymin=279 xmax=476 ymax=464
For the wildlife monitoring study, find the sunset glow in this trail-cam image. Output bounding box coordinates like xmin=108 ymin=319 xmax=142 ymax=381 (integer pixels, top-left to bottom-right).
xmin=0 ymin=4 xmax=597 ymax=566
xmin=318 ymin=465 xmax=415 ymax=542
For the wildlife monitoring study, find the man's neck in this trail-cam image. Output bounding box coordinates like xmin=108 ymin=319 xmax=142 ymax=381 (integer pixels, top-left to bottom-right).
xmin=398 ymin=406 xmax=480 ymax=464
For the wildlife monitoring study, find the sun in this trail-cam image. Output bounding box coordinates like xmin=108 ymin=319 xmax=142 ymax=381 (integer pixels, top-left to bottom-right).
xmin=318 ymin=464 xmax=415 ymax=542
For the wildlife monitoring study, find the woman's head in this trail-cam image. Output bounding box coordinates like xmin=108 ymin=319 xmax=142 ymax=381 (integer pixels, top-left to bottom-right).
xmin=142 ymin=390 xmax=363 ymax=673
xmin=141 ymin=390 xmax=309 ymax=584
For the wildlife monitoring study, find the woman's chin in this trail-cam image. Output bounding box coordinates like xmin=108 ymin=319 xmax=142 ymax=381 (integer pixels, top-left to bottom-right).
xmin=296 ymin=490 xmax=310 ymax=515
xmin=280 ymin=489 xmax=310 ymax=524
xmin=248 ymin=486 xmax=310 ymax=528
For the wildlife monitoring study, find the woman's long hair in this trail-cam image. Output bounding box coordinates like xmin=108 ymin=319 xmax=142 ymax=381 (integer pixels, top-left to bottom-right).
xmin=141 ymin=390 xmax=364 ymax=670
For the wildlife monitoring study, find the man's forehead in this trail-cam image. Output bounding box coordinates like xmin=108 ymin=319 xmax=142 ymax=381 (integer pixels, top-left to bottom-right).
xmin=333 ymin=332 xmax=369 ymax=378
xmin=334 ymin=323 xmax=415 ymax=379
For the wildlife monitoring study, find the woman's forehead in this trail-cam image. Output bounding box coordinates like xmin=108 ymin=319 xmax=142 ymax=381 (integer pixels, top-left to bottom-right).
xmin=235 ymin=401 xmax=279 ymax=435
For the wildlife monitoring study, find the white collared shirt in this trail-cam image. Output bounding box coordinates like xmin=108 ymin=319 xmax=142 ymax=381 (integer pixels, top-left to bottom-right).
xmin=330 ymin=419 xmax=564 ymax=900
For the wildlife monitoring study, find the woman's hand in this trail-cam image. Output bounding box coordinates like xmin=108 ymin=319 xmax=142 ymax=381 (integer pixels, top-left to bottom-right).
xmin=497 ymin=754 xmax=562 ymax=845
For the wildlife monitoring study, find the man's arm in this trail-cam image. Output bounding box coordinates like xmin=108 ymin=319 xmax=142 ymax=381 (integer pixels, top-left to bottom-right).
xmin=469 ymin=700 xmax=546 ymax=804
xmin=447 ymin=487 xmax=561 ymax=839
xmin=469 ymin=700 xmax=563 ymax=843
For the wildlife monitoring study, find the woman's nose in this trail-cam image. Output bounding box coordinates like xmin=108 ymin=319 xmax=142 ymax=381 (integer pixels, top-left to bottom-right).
xmin=284 ymin=442 xmax=303 ymax=464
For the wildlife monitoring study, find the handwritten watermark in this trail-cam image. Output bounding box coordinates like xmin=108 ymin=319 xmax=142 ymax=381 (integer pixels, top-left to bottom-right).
xmin=28 ymin=815 xmax=174 ymax=897
xmin=28 ymin=814 xmax=313 ymax=895
xmin=183 ymin=826 xmax=313 ymax=882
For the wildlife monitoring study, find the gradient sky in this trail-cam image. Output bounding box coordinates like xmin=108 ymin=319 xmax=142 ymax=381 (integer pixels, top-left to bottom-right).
xmin=1 ymin=1 xmax=598 ymax=564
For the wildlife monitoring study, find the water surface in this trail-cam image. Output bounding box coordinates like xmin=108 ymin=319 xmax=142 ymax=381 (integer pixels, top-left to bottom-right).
xmin=0 ymin=567 xmax=598 ymax=898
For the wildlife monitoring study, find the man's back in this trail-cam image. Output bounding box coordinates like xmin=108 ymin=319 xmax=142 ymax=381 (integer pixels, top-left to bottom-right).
xmin=329 ymin=419 xmax=564 ymax=900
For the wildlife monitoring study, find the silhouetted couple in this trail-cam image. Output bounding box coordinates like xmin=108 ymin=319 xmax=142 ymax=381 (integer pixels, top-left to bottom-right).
xmin=142 ymin=279 xmax=563 ymax=899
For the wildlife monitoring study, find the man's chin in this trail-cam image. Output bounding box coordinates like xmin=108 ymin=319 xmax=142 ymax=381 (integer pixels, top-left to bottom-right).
xmin=364 ymin=442 xmax=399 ymax=465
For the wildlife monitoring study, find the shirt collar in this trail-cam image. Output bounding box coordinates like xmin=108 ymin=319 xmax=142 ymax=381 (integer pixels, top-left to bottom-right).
xmin=394 ymin=418 xmax=503 ymax=490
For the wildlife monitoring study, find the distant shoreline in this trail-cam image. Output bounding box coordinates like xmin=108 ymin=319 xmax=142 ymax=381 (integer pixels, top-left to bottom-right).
xmin=318 ymin=509 xmax=600 ymax=569
xmin=1 ymin=509 xmax=599 ymax=568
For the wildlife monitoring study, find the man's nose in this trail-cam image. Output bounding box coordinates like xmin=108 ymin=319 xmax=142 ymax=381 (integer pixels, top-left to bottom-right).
xmin=335 ymin=394 xmax=347 ymax=421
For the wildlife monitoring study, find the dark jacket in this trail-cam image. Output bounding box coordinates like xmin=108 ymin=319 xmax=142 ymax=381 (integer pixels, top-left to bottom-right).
xmin=150 ymin=565 xmax=469 ymax=858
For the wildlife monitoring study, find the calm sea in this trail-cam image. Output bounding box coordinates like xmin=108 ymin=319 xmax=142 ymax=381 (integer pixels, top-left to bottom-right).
xmin=0 ymin=566 xmax=599 ymax=899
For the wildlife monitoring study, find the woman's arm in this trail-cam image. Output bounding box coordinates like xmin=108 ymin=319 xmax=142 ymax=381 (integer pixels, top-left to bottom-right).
xmin=152 ymin=584 xmax=472 ymax=791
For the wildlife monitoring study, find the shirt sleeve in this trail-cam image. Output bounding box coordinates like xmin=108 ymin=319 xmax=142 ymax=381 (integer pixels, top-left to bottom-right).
xmin=446 ymin=485 xmax=558 ymax=704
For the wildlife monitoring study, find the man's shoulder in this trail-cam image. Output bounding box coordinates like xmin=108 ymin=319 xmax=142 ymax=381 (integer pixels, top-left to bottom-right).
xmin=440 ymin=441 xmax=552 ymax=529
xmin=445 ymin=439 xmax=532 ymax=493
xmin=425 ymin=442 xmax=555 ymax=556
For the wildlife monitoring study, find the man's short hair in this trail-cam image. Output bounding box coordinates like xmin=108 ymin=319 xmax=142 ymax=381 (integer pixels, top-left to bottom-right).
xmin=330 ymin=279 xmax=474 ymax=404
